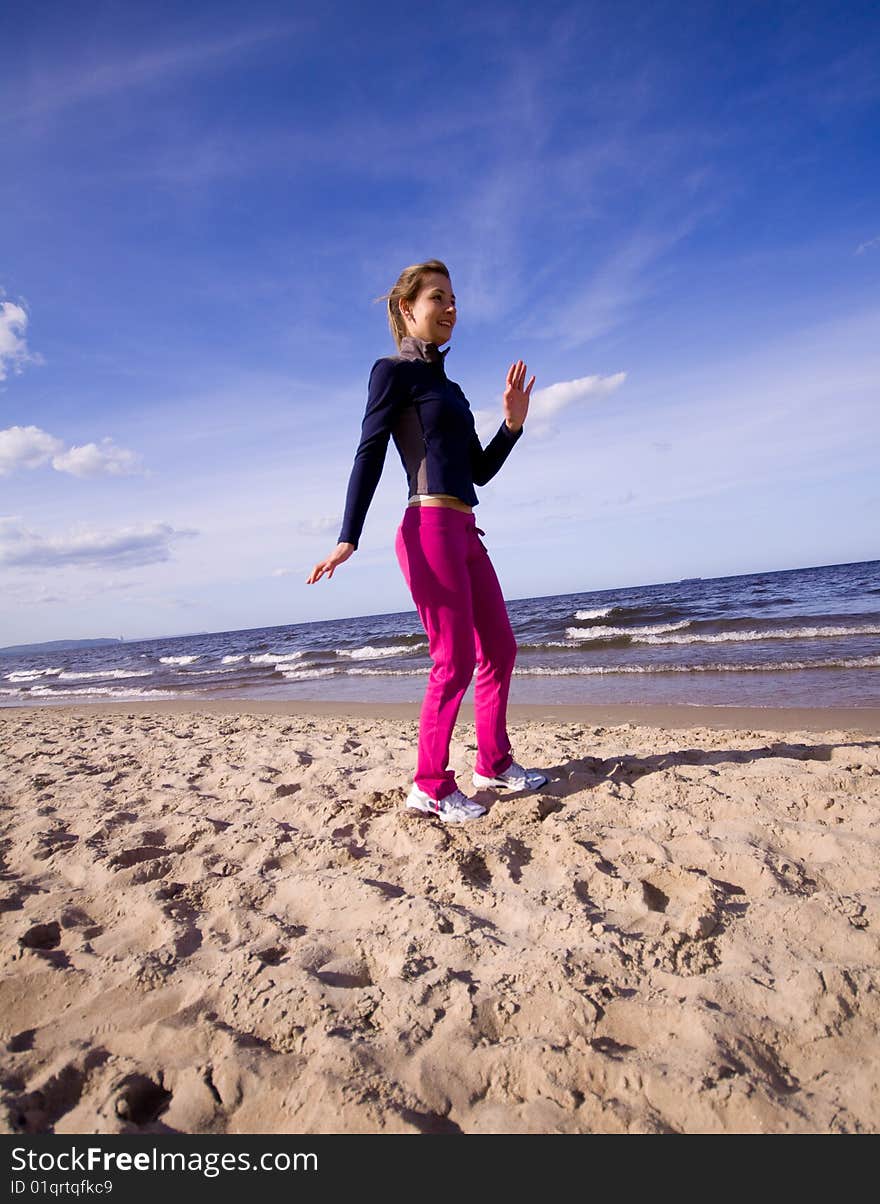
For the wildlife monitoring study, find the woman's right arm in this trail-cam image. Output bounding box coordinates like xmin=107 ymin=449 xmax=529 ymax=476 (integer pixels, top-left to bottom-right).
xmin=307 ymin=358 xmax=403 ymax=584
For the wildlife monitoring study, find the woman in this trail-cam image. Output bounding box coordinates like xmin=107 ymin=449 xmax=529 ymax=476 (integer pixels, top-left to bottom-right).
xmin=307 ymin=259 xmax=547 ymax=822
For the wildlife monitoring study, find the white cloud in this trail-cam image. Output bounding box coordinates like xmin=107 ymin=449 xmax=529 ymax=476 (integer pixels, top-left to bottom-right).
xmin=0 ymin=426 xmax=143 ymax=476
xmin=52 ymin=437 xmax=144 ymax=478
xmin=472 ymin=371 xmax=626 ymax=440
xmin=529 ymin=372 xmax=627 ymax=420
xmin=18 ymin=24 xmax=301 ymax=119
xmin=0 ymin=425 xmax=63 ymax=474
xmin=293 ymin=514 xmax=340 ymax=538
xmin=856 ymin=235 xmax=880 ymax=255
xmin=0 ymin=517 xmax=197 ymax=569
xmin=0 ymin=301 xmax=36 ymax=382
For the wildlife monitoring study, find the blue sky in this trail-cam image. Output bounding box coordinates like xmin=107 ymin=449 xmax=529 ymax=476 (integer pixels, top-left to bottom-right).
xmin=1 ymin=0 xmax=878 ymax=645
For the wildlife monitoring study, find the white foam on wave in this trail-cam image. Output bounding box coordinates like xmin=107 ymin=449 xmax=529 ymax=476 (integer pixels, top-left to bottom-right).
xmin=221 ymin=654 xmax=246 ymax=664
xmin=281 ymin=666 xmax=337 ymax=680
xmin=58 ymin=669 xmax=153 ymax=680
xmin=513 ymin=655 xmax=880 ymax=675
xmin=6 ymin=667 xmax=64 ymax=681
xmin=574 ymin=607 xmax=615 ymax=620
xmin=635 ymin=624 xmax=880 ymax=645
xmin=566 ymin=621 xmax=691 ymax=640
xmin=250 ymin=652 xmax=305 ymax=666
xmin=347 ymin=667 xmax=429 ymax=676
xmin=337 ymin=644 xmax=425 ymax=660
xmin=186 ymin=667 xmax=241 ymax=676
xmin=159 ymin=655 xmax=200 ymax=665
xmin=28 ymin=685 xmax=188 ymax=697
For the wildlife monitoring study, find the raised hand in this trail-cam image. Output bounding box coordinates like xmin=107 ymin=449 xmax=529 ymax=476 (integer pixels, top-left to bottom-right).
xmin=503 ymin=360 xmax=536 ymax=432
xmin=306 ymin=542 xmax=355 ymax=584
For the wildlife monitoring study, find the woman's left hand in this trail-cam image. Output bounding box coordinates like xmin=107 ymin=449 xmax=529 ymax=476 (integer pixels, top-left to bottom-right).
xmin=503 ymin=360 xmax=535 ymax=432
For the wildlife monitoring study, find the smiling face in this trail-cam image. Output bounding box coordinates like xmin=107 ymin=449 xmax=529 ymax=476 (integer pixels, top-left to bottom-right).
xmin=400 ymin=272 xmax=457 ymax=347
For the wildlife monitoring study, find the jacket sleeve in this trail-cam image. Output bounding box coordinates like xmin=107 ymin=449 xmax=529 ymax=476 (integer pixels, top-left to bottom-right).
xmin=470 ymin=418 xmax=523 ymax=487
xmin=338 ymin=359 xmax=405 ymax=549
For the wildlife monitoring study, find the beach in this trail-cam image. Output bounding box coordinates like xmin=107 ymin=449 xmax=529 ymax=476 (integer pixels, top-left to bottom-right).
xmin=2 ymin=699 xmax=879 ymax=1134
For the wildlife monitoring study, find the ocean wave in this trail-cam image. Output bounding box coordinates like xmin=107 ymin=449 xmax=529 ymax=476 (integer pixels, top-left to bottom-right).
xmin=566 ymin=621 xmax=691 ymax=640
xmin=271 ymin=654 xmax=880 ymax=679
xmin=573 ymin=606 xmax=615 ymax=620
xmin=523 ymin=641 xmax=584 ymax=649
xmin=337 ymin=643 xmax=426 ymax=660
xmin=26 ymin=685 xmax=189 ymax=698
xmin=159 ymin=655 xmax=200 ymax=665
xmin=347 ymin=667 xmax=429 ymax=676
xmin=249 ymin=651 xmax=305 ymax=666
xmin=221 ymin=654 xmax=247 ymax=664
xmin=6 ymin=667 xmax=64 ymax=681
xmin=635 ymin=624 xmax=880 ymax=645
xmin=280 ymin=667 xmax=338 ymax=680
xmin=57 ymin=669 xmax=154 ymax=680
xmin=184 ymin=668 xmax=242 ymax=676
xmin=512 ymin=655 xmax=880 ymax=675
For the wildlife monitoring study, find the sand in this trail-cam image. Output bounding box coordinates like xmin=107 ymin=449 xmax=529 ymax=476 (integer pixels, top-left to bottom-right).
xmin=1 ymin=700 xmax=878 ymax=1134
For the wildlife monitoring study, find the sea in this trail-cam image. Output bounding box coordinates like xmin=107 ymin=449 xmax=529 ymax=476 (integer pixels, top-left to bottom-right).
xmin=2 ymin=559 xmax=879 ymax=709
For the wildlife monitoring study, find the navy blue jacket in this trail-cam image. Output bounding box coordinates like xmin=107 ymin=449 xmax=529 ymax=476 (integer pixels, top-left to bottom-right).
xmin=338 ymin=336 xmax=522 ymax=548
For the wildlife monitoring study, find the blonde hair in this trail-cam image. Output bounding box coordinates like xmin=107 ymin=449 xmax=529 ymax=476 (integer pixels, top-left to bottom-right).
xmin=379 ymin=259 xmax=450 ymax=349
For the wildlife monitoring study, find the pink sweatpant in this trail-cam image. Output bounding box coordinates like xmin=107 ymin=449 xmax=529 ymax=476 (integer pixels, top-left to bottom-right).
xmin=394 ymin=505 xmax=516 ymax=800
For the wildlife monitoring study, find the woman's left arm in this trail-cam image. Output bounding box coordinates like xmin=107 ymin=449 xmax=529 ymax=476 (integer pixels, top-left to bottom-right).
xmin=470 ymin=360 xmax=535 ymax=486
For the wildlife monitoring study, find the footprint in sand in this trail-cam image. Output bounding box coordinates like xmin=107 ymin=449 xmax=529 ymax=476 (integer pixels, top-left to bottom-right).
xmin=109 ymin=846 xmax=168 ymax=869
xmin=108 ymin=845 xmax=175 ymax=886
xmin=19 ymin=921 xmax=62 ymax=950
xmin=253 ymin=945 xmax=286 ymax=966
xmin=636 ymin=865 xmax=723 ymax=940
xmin=316 ymin=956 xmax=374 ymax=989
xmin=33 ymin=829 xmax=79 ymax=861
xmin=112 ymin=1073 xmax=173 ymax=1126
xmin=5 ymin=1049 xmax=110 ymax=1134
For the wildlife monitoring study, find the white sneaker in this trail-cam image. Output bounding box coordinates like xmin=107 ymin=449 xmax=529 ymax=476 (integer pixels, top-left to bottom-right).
xmin=472 ymin=760 xmax=548 ymax=793
xmin=405 ymin=784 xmax=487 ymax=822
